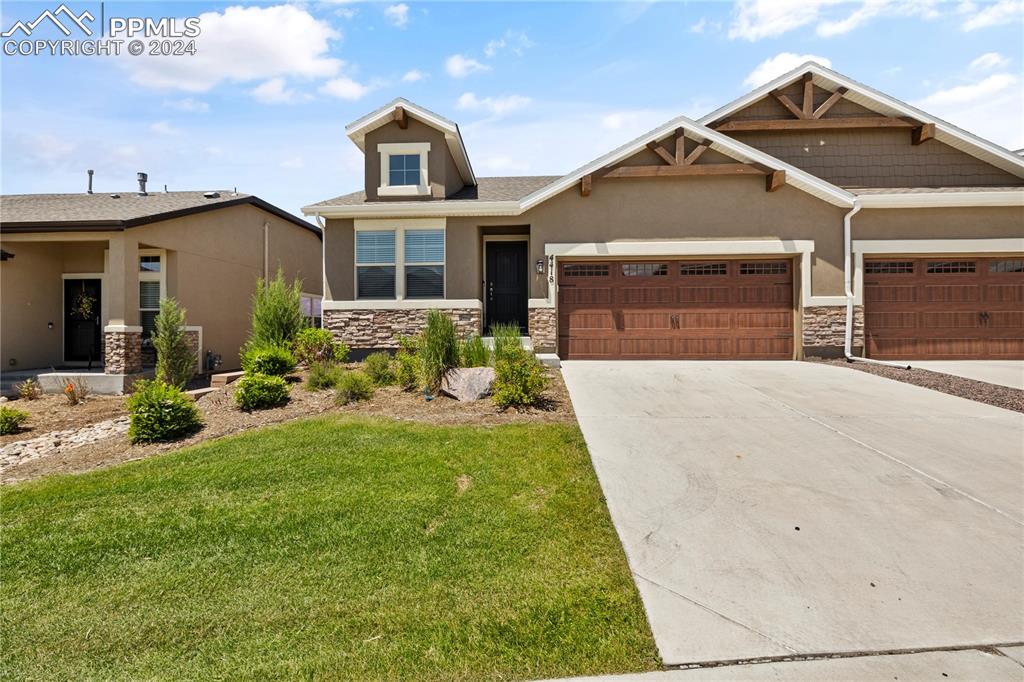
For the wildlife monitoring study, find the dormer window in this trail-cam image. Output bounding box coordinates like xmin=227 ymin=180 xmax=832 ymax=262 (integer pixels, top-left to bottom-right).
xmin=378 ymin=142 xmax=430 ymax=196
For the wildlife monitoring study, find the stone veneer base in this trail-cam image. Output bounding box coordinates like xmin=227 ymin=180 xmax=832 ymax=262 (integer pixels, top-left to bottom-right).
xmin=802 ymin=305 xmax=864 ymax=358
xmin=527 ymin=307 xmax=557 ymax=354
xmin=104 ymin=330 xmax=143 ymax=375
xmin=324 ymin=307 xmax=481 ymax=349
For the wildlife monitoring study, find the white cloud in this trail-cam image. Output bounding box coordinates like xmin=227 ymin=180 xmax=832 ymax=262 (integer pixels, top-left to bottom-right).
xmin=150 ymin=121 xmax=180 ymax=136
xmin=18 ymin=133 xmax=77 ymax=164
xmin=251 ymin=77 xmax=298 ymax=104
xmin=689 ymin=17 xmax=721 ymax=33
xmin=163 ymin=97 xmax=209 ymax=113
xmin=118 ymin=5 xmax=341 ymax=92
xmin=445 ymin=54 xmax=491 ymax=78
xmin=483 ymin=30 xmax=534 ymax=58
xmin=280 ymin=156 xmax=305 ymax=169
xmin=743 ymin=53 xmax=833 ymax=88
xmin=970 ymin=52 xmax=1011 ymax=70
xmin=384 ymin=4 xmax=409 ymax=28
xmin=961 ymin=0 xmax=1024 ymax=30
xmin=402 ymin=69 xmax=427 ymax=82
xmin=456 ymin=92 xmax=531 ymax=117
xmin=818 ymin=0 xmax=940 ymax=35
xmin=729 ymin=0 xmax=831 ymax=41
xmin=334 ymin=6 xmax=357 ymax=20
xmin=915 ymin=72 xmax=1022 ymax=149
xmin=319 ymin=75 xmax=371 ymax=100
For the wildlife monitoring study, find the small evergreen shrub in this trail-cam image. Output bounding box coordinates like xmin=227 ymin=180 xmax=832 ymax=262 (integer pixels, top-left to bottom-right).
xmin=489 ymin=322 xmax=522 ymax=365
xmin=364 ymin=352 xmax=395 ymax=385
xmin=0 ymin=406 xmax=29 ymax=435
xmin=493 ymin=348 xmax=548 ymax=409
xmin=16 ymin=379 xmax=42 ymax=400
xmin=305 ymin=361 xmax=343 ymax=391
xmin=459 ymin=335 xmax=490 ymax=367
xmin=420 ymin=310 xmax=459 ymax=392
xmin=241 ymin=344 xmax=296 ymax=377
xmin=234 ymin=373 xmax=290 ymax=410
xmin=293 ymin=327 xmax=348 ymax=365
xmin=248 ymin=268 xmax=305 ymax=348
xmin=153 ymin=297 xmax=198 ymax=389
xmin=335 ymin=370 xmax=374 ymax=405
xmin=394 ymin=350 xmax=420 ymax=391
xmin=126 ymin=380 xmax=202 ymax=443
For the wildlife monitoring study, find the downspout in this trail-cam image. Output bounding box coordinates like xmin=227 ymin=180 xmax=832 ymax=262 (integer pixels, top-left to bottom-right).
xmin=843 ymin=200 xmax=911 ymax=369
xmin=315 ymin=212 xmax=327 ymax=329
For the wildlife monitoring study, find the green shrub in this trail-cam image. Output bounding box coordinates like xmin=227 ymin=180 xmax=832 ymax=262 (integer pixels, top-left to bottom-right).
xmin=241 ymin=344 xmax=296 ymax=377
xmin=489 ymin=322 xmax=522 ymax=365
xmin=16 ymin=378 xmax=42 ymax=401
xmin=126 ymin=380 xmax=202 ymax=443
xmin=364 ymin=352 xmax=395 ymax=385
xmin=306 ymin=361 xmax=343 ymax=391
xmin=248 ymin=268 xmax=305 ymax=348
xmin=459 ymin=335 xmax=490 ymax=367
xmin=420 ymin=310 xmax=459 ymax=392
xmin=234 ymin=373 xmax=290 ymax=410
xmin=0 ymin=406 xmax=29 ymax=435
xmin=335 ymin=370 xmax=375 ymax=405
xmin=396 ymin=334 xmax=419 ymax=354
xmin=293 ymin=327 xmax=348 ymax=365
xmin=394 ymin=350 xmax=421 ymax=391
xmin=493 ymin=348 xmax=548 ymax=409
xmin=152 ymin=297 xmax=198 ymax=389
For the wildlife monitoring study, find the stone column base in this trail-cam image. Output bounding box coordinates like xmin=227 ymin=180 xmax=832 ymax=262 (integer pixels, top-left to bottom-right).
xmin=324 ymin=307 xmax=482 ymax=349
xmin=528 ymin=306 xmax=557 ymax=354
xmin=104 ymin=326 xmax=143 ymax=375
xmin=802 ymin=305 xmax=863 ymax=358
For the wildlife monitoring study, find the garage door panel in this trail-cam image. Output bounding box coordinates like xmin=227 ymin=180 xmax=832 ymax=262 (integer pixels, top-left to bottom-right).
xmin=864 ymin=256 xmax=1024 ymax=360
xmin=558 ymin=259 xmax=793 ymax=360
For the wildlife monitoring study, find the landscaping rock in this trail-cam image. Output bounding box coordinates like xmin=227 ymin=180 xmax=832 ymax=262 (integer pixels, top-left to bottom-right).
xmin=0 ymin=416 xmax=130 ymax=471
xmin=441 ymin=367 xmax=495 ymax=402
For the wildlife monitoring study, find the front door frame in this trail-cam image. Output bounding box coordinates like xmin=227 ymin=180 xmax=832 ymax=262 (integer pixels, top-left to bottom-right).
xmin=62 ymin=272 xmax=107 ymax=366
xmin=482 ymin=235 xmax=530 ymax=334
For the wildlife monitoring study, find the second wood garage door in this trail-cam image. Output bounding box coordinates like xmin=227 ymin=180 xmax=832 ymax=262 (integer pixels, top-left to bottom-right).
xmin=864 ymin=256 xmax=1024 ymax=360
xmin=558 ymin=259 xmax=794 ymax=360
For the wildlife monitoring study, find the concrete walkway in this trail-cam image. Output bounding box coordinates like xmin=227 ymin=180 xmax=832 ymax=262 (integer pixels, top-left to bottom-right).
xmin=902 ymin=360 xmax=1024 ymax=390
xmin=562 ymin=361 xmax=1024 ymax=670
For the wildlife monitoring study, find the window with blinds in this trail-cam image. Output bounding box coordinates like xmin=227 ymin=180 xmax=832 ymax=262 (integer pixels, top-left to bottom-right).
xmin=356 ymin=231 xmax=396 ymax=299
xmin=404 ymin=229 xmax=444 ymax=298
xmin=139 ymin=253 xmax=163 ymax=338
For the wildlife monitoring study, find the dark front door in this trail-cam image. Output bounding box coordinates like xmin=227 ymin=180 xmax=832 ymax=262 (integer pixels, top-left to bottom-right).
xmin=64 ymin=278 xmax=102 ymax=364
xmin=485 ymin=241 xmax=528 ymax=334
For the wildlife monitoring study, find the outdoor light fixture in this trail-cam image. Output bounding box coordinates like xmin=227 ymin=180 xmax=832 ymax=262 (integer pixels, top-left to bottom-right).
xmin=535 ymin=258 xmax=545 ymax=274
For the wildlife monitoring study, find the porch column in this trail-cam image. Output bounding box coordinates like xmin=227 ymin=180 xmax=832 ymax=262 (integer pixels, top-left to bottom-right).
xmin=104 ymin=234 xmax=142 ymax=375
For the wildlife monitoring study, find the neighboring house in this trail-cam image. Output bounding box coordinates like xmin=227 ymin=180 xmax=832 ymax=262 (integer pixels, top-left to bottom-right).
xmin=0 ymin=182 xmax=322 ymax=393
xmin=305 ymin=62 xmax=1023 ymax=362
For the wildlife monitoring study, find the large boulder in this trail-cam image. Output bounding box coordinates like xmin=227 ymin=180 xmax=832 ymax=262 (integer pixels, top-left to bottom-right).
xmin=441 ymin=367 xmax=496 ymax=402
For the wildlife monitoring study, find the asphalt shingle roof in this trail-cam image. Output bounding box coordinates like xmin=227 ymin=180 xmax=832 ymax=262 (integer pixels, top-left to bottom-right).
xmin=0 ymin=191 xmax=318 ymax=236
xmin=307 ymin=176 xmax=560 ymax=207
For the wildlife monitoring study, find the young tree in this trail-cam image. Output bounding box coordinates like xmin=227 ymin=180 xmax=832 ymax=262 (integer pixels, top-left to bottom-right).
xmin=248 ymin=267 xmax=305 ymax=348
xmin=153 ymin=297 xmax=198 ymax=389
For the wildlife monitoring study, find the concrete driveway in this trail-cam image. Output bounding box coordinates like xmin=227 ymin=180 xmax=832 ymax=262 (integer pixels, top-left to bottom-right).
xmin=902 ymin=360 xmax=1024 ymax=390
xmin=562 ymin=361 xmax=1024 ymax=667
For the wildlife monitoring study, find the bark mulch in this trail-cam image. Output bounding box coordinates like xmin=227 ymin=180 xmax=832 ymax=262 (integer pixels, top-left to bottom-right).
xmin=2 ymin=368 xmax=576 ymax=485
xmin=0 ymin=394 xmax=127 ymax=446
xmin=812 ymin=358 xmax=1023 ymax=414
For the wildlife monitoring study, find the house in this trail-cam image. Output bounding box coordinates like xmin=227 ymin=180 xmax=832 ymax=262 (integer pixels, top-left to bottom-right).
xmin=306 ymin=62 xmax=1024 ymax=363
xmin=0 ymin=179 xmax=322 ymax=393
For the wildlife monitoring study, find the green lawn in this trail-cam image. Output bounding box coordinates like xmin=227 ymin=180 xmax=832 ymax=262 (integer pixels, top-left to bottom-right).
xmin=1 ymin=417 xmax=658 ymax=681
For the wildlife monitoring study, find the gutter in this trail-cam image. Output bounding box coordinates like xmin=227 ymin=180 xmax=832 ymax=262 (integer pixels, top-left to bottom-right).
xmin=843 ymin=200 xmax=911 ymax=369
xmin=315 ymin=212 xmax=327 ymax=329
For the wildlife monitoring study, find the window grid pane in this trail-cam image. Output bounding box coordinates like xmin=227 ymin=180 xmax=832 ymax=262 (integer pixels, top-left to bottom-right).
xmin=357 ymin=266 xmax=396 ymax=298
xmin=563 ymin=264 xmax=609 ymax=277
xmin=405 ymin=265 xmax=444 ymax=298
xmin=622 ymin=263 xmax=668 ymax=277
xmin=405 ymin=230 xmax=445 ymax=263
xmin=865 ymin=261 xmax=914 ymax=274
xmin=739 ymin=262 xmax=787 ymax=275
xmin=989 ymin=259 xmax=1023 ymax=273
xmin=680 ymin=263 xmax=727 ymax=276
xmin=926 ymin=261 xmax=976 ymax=274
xmin=356 ymin=231 xmax=396 ymax=264
xmin=140 ymin=255 xmax=161 ymax=272
xmin=388 ymin=154 xmax=420 ymax=186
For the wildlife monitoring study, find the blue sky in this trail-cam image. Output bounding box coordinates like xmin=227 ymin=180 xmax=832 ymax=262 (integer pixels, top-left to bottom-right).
xmin=2 ymin=0 xmax=1022 ymax=219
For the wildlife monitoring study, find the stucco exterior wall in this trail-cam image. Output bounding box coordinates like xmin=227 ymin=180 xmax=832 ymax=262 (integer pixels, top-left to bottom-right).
xmin=854 ymin=206 xmax=1024 ymax=241
xmin=364 ymin=118 xmax=465 ymax=201
xmin=1 ymin=243 xmax=64 ymax=370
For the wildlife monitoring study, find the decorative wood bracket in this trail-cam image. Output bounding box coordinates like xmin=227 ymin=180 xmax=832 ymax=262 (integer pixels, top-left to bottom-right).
xmin=394 ymin=106 xmax=408 ymax=129
xmin=580 ymin=174 xmax=592 ymax=197
xmin=912 ymin=122 xmax=935 ymax=145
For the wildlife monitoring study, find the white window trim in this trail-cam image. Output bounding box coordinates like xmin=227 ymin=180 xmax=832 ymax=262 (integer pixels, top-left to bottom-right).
xmin=354 ymin=218 xmax=447 ymax=301
xmin=138 ymin=249 xmax=166 ymax=336
xmin=378 ymin=142 xmax=431 ymax=197
xmin=300 ymin=292 xmax=322 ymax=324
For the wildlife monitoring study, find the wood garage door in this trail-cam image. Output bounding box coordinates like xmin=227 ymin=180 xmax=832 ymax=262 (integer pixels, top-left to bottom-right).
xmin=558 ymin=259 xmax=794 ymax=360
xmin=864 ymin=256 xmax=1024 ymax=360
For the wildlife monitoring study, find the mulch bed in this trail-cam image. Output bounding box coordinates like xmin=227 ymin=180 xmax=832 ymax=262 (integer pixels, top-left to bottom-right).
xmin=812 ymin=359 xmax=1024 ymax=414
xmin=0 ymin=394 xmax=127 ymax=446
xmin=2 ymin=368 xmax=576 ymax=485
